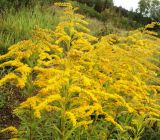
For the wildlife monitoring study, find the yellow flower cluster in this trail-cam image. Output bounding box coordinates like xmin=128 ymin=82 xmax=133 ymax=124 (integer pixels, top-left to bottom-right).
xmin=0 ymin=2 xmax=160 ymax=139
xmin=0 ymin=126 xmax=18 ymax=134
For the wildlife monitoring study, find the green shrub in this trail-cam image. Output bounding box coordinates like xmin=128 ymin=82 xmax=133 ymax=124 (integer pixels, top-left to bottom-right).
xmin=71 ymin=1 xmax=102 ymax=19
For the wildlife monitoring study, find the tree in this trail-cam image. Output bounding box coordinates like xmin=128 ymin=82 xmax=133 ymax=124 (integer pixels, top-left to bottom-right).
xmin=138 ymin=0 xmax=150 ymax=16
xmin=138 ymin=0 xmax=160 ymax=21
xmin=76 ymin=0 xmax=113 ymax=12
xmin=94 ymin=0 xmax=113 ymax=12
xmin=150 ymin=0 xmax=160 ymax=21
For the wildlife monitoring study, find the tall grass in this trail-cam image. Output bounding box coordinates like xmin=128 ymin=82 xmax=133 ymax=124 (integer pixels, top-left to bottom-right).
xmin=0 ymin=5 xmax=60 ymax=54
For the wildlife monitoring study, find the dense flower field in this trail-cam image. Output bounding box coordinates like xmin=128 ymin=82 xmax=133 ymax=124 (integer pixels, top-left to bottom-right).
xmin=0 ymin=2 xmax=160 ymax=140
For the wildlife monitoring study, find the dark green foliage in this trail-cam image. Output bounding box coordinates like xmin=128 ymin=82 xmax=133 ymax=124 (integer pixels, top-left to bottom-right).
xmin=0 ymin=0 xmax=39 ymax=11
xmin=111 ymin=6 xmax=152 ymax=28
xmin=138 ymin=0 xmax=160 ymax=21
xmin=0 ymin=0 xmax=63 ymax=12
xmin=76 ymin=0 xmax=113 ymax=12
xmin=71 ymin=1 xmax=102 ymax=19
xmin=141 ymin=122 xmax=160 ymax=140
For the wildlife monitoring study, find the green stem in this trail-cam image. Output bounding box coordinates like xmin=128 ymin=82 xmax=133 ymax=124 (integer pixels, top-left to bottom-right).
xmin=29 ymin=105 xmax=32 ymax=140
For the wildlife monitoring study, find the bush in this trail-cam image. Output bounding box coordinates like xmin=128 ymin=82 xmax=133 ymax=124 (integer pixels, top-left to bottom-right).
xmin=71 ymin=1 xmax=101 ymax=19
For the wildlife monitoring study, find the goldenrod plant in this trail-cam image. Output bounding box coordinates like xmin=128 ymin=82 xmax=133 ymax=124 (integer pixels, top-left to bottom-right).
xmin=0 ymin=2 xmax=160 ymax=140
